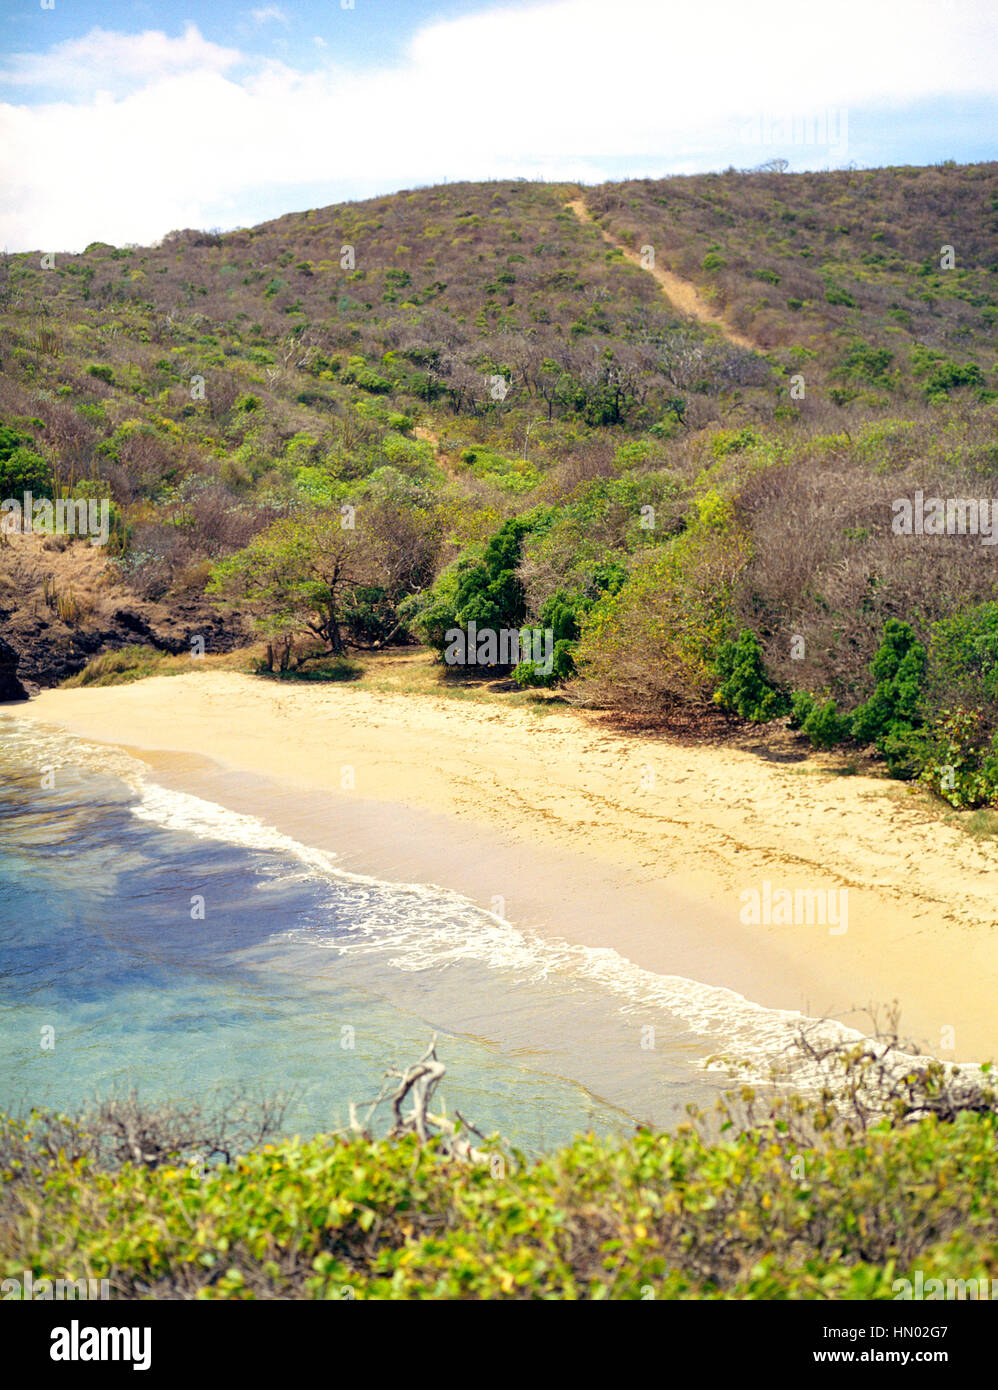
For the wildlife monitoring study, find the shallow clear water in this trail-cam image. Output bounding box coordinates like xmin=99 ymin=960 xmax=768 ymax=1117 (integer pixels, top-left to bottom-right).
xmin=0 ymin=718 xmax=777 ymax=1153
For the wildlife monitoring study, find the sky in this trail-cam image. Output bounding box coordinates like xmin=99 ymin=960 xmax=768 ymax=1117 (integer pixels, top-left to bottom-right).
xmin=1 ymin=0 xmax=996 ymax=252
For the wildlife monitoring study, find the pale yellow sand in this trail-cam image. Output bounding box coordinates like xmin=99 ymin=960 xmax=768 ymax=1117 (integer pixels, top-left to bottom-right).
xmin=13 ymin=669 xmax=998 ymax=1062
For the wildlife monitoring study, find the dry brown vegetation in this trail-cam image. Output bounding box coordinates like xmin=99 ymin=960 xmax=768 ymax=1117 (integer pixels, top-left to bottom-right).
xmin=1 ymin=165 xmax=995 ymax=743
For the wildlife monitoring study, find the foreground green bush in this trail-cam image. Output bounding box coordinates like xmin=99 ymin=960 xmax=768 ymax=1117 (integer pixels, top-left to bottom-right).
xmin=790 ymin=693 xmax=854 ymax=750
xmin=918 ymin=707 xmax=998 ymax=808
xmin=414 ymin=514 xmax=546 ymax=660
xmin=849 ymin=619 xmax=927 ymax=769
xmin=0 ymin=419 xmax=52 ymax=498
xmin=5 ymin=1048 xmax=998 ymax=1300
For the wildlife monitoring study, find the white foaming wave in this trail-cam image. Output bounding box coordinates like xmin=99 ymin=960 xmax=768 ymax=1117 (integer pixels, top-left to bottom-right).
xmin=131 ymin=780 xmax=345 ymax=878
xmin=318 ymin=912 xmax=870 ymax=1068
xmin=0 ymin=718 xmax=149 ymax=786
xmin=7 ymin=721 xmax=977 ymax=1082
xmin=122 ymin=773 xmax=880 ymax=1072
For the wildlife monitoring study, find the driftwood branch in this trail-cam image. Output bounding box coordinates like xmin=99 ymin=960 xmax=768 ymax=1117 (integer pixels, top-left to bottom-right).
xmin=349 ymin=1036 xmax=495 ymax=1164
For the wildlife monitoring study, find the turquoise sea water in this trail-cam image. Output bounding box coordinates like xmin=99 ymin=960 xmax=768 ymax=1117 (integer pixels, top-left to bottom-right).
xmin=1 ymin=717 xmax=859 ymax=1154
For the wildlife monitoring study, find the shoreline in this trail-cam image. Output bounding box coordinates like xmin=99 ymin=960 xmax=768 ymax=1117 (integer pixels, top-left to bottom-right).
xmin=11 ymin=669 xmax=998 ymax=1064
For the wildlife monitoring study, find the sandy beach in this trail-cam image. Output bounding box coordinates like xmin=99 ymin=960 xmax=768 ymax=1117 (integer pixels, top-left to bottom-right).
xmin=12 ymin=665 xmax=998 ymax=1064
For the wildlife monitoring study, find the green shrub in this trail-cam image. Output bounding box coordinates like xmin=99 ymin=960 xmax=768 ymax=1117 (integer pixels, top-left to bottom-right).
xmin=342 ymin=355 xmax=394 ymax=394
xmin=713 ymin=629 xmax=790 ymax=722
xmin=791 ymin=611 xmax=998 ymax=786
xmin=850 ymin=620 xmax=927 ymax=773
xmin=785 ymin=688 xmax=851 ymax=749
xmin=878 ymin=725 xmax=928 ymax=781
xmin=415 ymin=516 xmax=544 ymax=658
xmin=924 ymin=360 xmax=985 ymax=402
xmin=789 ymin=690 xmax=814 ymax=730
xmin=824 ymin=283 xmax=857 ymax=307
xmin=381 ymin=432 xmax=436 ymax=479
xmin=614 ymin=440 xmax=653 ymax=471
xmin=512 ymin=637 xmax=576 ymax=688
xmin=542 ymin=590 xmax=582 ymax=644
xmin=710 ymin=427 xmax=758 ymax=458
xmin=838 ymin=343 xmax=893 ymax=385
xmin=0 ymin=424 xmax=52 ymax=497
xmin=919 ymin=708 xmax=998 ymax=809
xmin=854 ymin=418 xmax=921 ymax=471
xmin=926 ymin=604 xmax=998 ymax=721
xmin=87 ymin=363 xmax=114 ymax=384
xmin=5 ymin=1042 xmax=998 ymax=1300
xmin=828 ymin=386 xmax=857 ymax=406
xmin=801 ymin=698 xmax=852 ymax=750
xmin=296 ymin=389 xmax=330 ymax=408
xmin=575 ymin=524 xmax=750 ymax=710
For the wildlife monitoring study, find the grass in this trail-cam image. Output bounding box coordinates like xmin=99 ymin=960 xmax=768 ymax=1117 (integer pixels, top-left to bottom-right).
xmin=59 ymin=643 xmax=567 ymax=716
xmin=337 ymin=647 xmax=567 ymax=713
xmin=783 ymin=757 xmax=882 ymax=779
xmin=60 ymin=645 xmax=254 ymax=688
xmin=61 ymin=645 xmax=192 ymax=687
xmin=879 ymin=779 xmax=998 ymax=840
xmin=939 ymin=804 xmax=998 ymax=841
xmin=255 ymin=656 xmax=363 ymax=683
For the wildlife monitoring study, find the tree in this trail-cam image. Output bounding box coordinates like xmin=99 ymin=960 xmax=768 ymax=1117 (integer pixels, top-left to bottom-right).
xmin=361 ymin=469 xmax=442 ymax=603
xmin=713 ymin=628 xmax=790 ymax=722
xmin=208 ymin=508 xmax=379 ymax=664
xmin=414 ymin=515 xmax=540 ymax=659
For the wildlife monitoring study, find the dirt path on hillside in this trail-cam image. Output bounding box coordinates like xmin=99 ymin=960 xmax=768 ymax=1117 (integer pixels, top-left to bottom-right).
xmin=565 ymin=196 xmax=758 ymax=352
xmin=413 ymin=425 xmax=441 ymax=449
xmin=413 ymin=424 xmax=459 ymax=478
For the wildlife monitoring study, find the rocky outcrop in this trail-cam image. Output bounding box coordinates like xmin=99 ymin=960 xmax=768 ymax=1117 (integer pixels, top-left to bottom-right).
xmin=0 ymin=635 xmax=28 ymax=702
xmin=0 ymin=533 xmax=249 ymax=693
xmin=0 ymin=600 xmax=247 ymax=691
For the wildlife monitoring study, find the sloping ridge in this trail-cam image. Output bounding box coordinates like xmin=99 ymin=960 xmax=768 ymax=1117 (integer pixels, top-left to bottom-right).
xmin=565 ymin=196 xmax=759 ymax=352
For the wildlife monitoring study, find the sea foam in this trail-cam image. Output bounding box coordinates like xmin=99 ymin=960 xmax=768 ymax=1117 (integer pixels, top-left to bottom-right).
xmin=4 ymin=716 xmax=978 ymax=1088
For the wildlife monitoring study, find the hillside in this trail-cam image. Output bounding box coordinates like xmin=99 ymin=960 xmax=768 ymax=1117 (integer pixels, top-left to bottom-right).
xmin=2 ymin=163 xmax=998 ymax=804
xmin=586 ymin=163 xmax=998 ymax=374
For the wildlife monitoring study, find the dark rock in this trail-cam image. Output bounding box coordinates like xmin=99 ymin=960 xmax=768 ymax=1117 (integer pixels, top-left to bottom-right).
xmin=0 ymin=635 xmax=28 ymax=702
xmin=0 ymin=597 xmax=248 ymax=690
xmin=113 ymin=608 xmax=156 ymax=637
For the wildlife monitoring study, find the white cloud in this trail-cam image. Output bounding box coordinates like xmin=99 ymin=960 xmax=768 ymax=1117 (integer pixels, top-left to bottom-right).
xmin=1 ymin=0 xmax=996 ymax=251
xmin=250 ymin=7 xmax=289 ymax=24
xmin=0 ymin=22 xmax=241 ymax=97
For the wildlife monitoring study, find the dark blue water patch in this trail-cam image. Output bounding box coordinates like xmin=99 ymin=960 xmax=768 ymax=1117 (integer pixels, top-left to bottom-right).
xmin=0 ymin=784 xmax=331 ymax=1002
xmin=0 ymin=731 xmax=639 ymax=1152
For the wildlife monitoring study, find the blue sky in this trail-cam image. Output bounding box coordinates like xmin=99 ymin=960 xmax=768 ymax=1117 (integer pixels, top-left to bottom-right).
xmin=1 ymin=0 xmax=996 ymax=251
xmin=2 ymin=0 xmax=498 ymax=83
